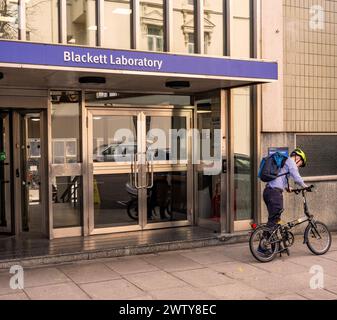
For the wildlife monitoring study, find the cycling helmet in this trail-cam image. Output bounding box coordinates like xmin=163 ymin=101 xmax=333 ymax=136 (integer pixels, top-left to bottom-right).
xmin=291 ymin=148 xmax=307 ymax=167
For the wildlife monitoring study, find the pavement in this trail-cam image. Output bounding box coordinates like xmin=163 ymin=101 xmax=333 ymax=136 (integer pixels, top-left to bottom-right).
xmin=0 ymin=233 xmax=337 ymax=300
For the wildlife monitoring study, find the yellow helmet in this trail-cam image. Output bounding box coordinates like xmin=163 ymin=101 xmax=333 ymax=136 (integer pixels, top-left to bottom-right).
xmin=291 ymin=148 xmax=307 ymax=167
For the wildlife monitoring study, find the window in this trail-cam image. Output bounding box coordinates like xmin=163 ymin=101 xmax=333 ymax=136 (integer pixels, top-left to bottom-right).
xmin=51 ymin=91 xmax=81 ymax=164
xmin=230 ymin=0 xmax=251 ymax=58
xmin=147 ymin=25 xmax=163 ymax=52
xmin=26 ymin=0 xmax=59 ymax=43
xmin=0 ymin=0 xmax=19 ymax=40
xmin=103 ymin=0 xmax=131 ymax=49
xmin=296 ymin=135 xmax=337 ymax=177
xmin=172 ymin=0 xmax=195 ymax=53
xmin=204 ymin=0 xmax=224 ymax=56
xmin=187 ymin=33 xmax=194 ymax=53
xmin=233 ymin=87 xmax=253 ymax=221
xmin=66 ymin=0 xmax=97 ymax=46
xmin=140 ymin=0 xmax=164 ymax=52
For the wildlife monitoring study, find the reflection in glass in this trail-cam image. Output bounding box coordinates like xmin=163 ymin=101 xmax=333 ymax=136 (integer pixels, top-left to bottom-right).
xmin=146 ymin=116 xmax=187 ymax=162
xmin=196 ymin=95 xmax=221 ymax=232
xmin=104 ymin=0 xmax=131 ymax=49
xmin=53 ymin=176 xmax=82 ymax=228
xmin=0 ymin=0 xmax=19 ymax=39
xmin=172 ymin=0 xmax=195 ymax=53
xmin=94 ymin=174 xmax=139 ymax=228
xmin=230 ymin=0 xmax=251 ymax=57
xmin=26 ymin=0 xmax=59 ymax=43
xmin=23 ymin=114 xmax=43 ymax=233
xmin=51 ymin=91 xmax=81 ymax=164
xmin=147 ymin=171 xmax=187 ymax=224
xmin=233 ymin=87 xmax=252 ymax=220
xmin=204 ymin=0 xmax=224 ymax=56
xmin=66 ymin=0 xmax=97 ymax=46
xmin=140 ymin=0 xmax=164 ymax=52
xmin=85 ymin=92 xmax=191 ymax=107
xmin=92 ymin=115 xmax=137 ymax=163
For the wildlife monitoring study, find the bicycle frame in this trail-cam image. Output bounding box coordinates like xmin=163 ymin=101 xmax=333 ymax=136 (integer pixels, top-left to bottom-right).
xmin=266 ymin=188 xmax=321 ymax=250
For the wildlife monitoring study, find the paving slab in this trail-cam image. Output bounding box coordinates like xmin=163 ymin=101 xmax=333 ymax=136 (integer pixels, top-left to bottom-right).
xmin=296 ymin=288 xmax=337 ymax=300
xmin=59 ymin=262 xmax=121 ymax=284
xmin=80 ymin=279 xmax=145 ymax=300
xmin=25 ymin=282 xmax=90 ymax=300
xmin=142 ymin=253 xmax=204 ymax=272
xmin=179 ymin=249 xmax=233 ymax=265
xmin=209 ymin=261 xmax=270 ymax=280
xmin=0 ymin=292 xmax=29 ymax=300
xmin=149 ymin=286 xmax=216 ymax=300
xmin=268 ymin=293 xmax=308 ymax=300
xmin=172 ymin=268 xmax=234 ymax=288
xmin=23 ymin=267 xmax=71 ymax=288
xmin=0 ymin=273 xmax=23 ymax=295
xmin=124 ymin=270 xmax=186 ymax=291
xmin=205 ymin=283 xmax=268 ymax=300
xmin=104 ymin=257 xmax=160 ymax=275
xmin=249 ymin=259 xmax=309 ymax=275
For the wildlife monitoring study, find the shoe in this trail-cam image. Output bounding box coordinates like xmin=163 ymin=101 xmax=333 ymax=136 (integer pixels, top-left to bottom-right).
xmin=257 ymin=244 xmax=272 ymax=256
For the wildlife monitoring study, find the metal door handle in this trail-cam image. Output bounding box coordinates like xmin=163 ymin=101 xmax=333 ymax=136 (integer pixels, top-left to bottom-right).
xmin=146 ymin=152 xmax=154 ymax=189
xmin=132 ymin=153 xmax=142 ymax=190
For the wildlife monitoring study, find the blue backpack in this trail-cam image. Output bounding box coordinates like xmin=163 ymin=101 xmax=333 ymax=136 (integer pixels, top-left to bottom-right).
xmin=258 ymin=152 xmax=288 ymax=182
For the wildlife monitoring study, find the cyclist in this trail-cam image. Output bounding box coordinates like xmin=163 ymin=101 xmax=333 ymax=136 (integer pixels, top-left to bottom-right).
xmin=264 ymin=148 xmax=309 ymax=229
xmin=259 ymin=148 xmax=309 ymax=255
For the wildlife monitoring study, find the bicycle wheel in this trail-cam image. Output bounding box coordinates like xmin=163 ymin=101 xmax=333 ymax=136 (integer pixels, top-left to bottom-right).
xmin=249 ymin=225 xmax=279 ymax=263
xmin=127 ymin=199 xmax=139 ymax=220
xmin=305 ymin=221 xmax=331 ymax=255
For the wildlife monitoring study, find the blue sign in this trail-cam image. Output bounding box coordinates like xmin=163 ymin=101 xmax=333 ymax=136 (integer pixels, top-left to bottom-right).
xmin=0 ymin=40 xmax=278 ymax=80
xmin=268 ymin=147 xmax=289 ymax=157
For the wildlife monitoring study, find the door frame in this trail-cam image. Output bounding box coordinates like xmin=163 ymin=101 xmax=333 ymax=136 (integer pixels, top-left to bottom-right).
xmin=0 ymin=109 xmax=48 ymax=236
xmin=86 ymin=105 xmax=194 ymax=235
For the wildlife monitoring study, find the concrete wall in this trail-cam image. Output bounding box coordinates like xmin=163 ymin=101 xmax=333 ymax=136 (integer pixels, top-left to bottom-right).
xmin=261 ymin=0 xmax=284 ymax=132
xmin=261 ymin=133 xmax=337 ymax=231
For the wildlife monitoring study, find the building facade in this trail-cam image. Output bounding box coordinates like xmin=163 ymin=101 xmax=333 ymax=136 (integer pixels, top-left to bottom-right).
xmin=0 ymin=0 xmax=334 ymax=243
xmin=261 ymin=0 xmax=337 ymax=230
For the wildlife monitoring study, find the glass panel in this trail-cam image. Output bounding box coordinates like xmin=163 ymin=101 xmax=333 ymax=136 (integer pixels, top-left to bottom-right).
xmin=51 ymin=91 xmax=81 ymax=164
xmin=85 ymin=91 xmax=191 ymax=107
xmin=66 ymin=0 xmax=97 ymax=46
xmin=296 ymin=135 xmax=337 ymax=177
xmin=139 ymin=0 xmax=164 ymax=52
xmin=204 ymin=0 xmax=224 ymax=56
xmin=0 ymin=0 xmax=19 ymax=39
xmin=196 ymin=94 xmax=222 ymax=232
xmin=26 ymin=0 xmax=59 ymax=43
xmin=172 ymin=0 xmax=195 ymax=53
xmin=94 ymin=174 xmax=139 ymax=228
xmin=104 ymin=0 xmax=131 ymax=49
xmin=53 ymin=176 xmax=82 ymax=228
xmin=92 ymin=115 xmax=137 ymax=163
xmin=147 ymin=171 xmax=187 ymax=224
xmin=230 ymin=0 xmax=251 ymax=58
xmin=146 ymin=115 xmax=187 ymax=162
xmin=22 ymin=114 xmax=43 ymax=233
xmin=0 ymin=113 xmax=11 ymax=232
xmin=233 ymin=87 xmax=252 ymax=221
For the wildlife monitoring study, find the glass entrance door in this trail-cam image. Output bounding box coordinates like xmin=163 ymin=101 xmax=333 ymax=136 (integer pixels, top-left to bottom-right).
xmin=20 ymin=113 xmax=44 ymax=234
xmin=0 ymin=112 xmax=12 ymax=234
xmin=88 ymin=107 xmax=193 ymax=234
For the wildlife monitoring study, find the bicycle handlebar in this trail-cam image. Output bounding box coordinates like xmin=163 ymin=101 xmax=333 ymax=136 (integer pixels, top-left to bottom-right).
xmin=291 ymin=185 xmax=314 ymax=195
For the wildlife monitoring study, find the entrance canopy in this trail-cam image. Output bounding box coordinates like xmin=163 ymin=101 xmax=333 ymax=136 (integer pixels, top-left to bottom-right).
xmin=0 ymin=40 xmax=277 ymax=93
